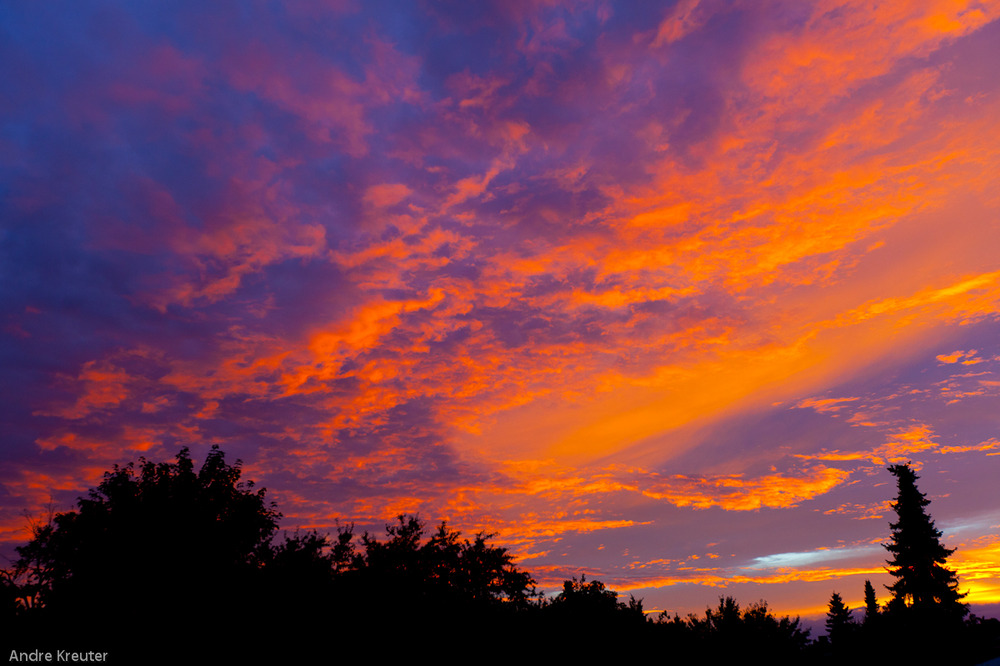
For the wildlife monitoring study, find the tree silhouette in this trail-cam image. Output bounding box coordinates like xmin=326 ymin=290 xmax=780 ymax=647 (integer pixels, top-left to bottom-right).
xmin=536 ymin=575 xmax=649 ymax=656
xmin=5 ymin=447 xmax=546 ymax=656
xmin=884 ymin=463 xmax=967 ymax=619
xmin=545 ymin=574 xmax=644 ymax=623
xmin=654 ymin=596 xmax=810 ymax=663
xmin=12 ymin=449 xmax=996 ymax=662
xmin=349 ymin=515 xmax=537 ymax=611
xmin=10 ymin=446 xmax=280 ymax=657
xmin=825 ymin=591 xmax=854 ymax=646
xmin=862 ymin=579 xmax=878 ymax=625
xmin=315 ymin=513 xmax=541 ymax=645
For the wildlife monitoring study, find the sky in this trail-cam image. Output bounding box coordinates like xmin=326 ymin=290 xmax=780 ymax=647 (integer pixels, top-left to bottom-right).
xmin=2 ymin=0 xmax=1000 ymax=621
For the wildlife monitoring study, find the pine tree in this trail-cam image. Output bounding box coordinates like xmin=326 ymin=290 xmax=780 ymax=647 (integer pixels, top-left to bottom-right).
xmin=862 ymin=579 xmax=878 ymax=625
xmin=883 ymin=463 xmax=967 ymax=619
xmin=825 ymin=591 xmax=854 ymax=644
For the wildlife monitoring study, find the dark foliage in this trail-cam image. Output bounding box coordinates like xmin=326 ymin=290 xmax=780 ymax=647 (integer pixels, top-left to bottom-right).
xmin=884 ymin=463 xmax=967 ymax=618
xmin=541 ymin=575 xmax=646 ymax=631
xmin=862 ymin=579 xmax=879 ymax=626
xmin=825 ymin=591 xmax=856 ymax=652
xmin=2 ymin=448 xmax=548 ymax=659
xmin=15 ymin=446 xmax=277 ymax=612
xmin=5 ymin=450 xmax=1000 ymax=663
xmin=321 ymin=514 xmax=541 ymax=638
xmin=654 ymin=596 xmax=811 ymax=663
xmin=5 ymin=447 xmax=281 ymax=661
xmin=815 ymin=464 xmax=999 ymax=664
xmin=878 ymin=463 xmax=974 ymax=661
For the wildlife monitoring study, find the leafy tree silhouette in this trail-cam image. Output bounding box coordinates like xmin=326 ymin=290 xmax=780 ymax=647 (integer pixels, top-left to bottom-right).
xmin=351 ymin=514 xmax=537 ymax=609
xmin=262 ymin=528 xmax=339 ymax=603
xmin=9 ymin=446 xmax=280 ymax=659
xmin=1 ymin=567 xmax=25 ymax=618
xmin=535 ymin=575 xmax=648 ymax=657
xmin=656 ymin=596 xmax=810 ymax=663
xmin=544 ymin=574 xmax=645 ymax=624
xmin=4 ymin=448 xmax=545 ymax=659
xmin=318 ymin=514 xmax=540 ymax=645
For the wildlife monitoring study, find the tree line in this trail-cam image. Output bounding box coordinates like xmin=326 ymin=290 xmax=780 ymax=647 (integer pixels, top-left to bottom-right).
xmin=3 ymin=448 xmax=999 ymax=663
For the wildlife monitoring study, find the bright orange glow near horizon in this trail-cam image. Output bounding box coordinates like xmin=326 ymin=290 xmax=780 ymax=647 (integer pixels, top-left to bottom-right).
xmin=2 ymin=0 xmax=999 ymax=621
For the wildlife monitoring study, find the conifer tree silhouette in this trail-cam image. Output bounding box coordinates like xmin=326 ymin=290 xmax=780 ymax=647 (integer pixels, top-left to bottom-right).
xmin=884 ymin=463 xmax=967 ymax=619
xmin=862 ymin=579 xmax=879 ymax=625
xmin=825 ymin=591 xmax=854 ymax=645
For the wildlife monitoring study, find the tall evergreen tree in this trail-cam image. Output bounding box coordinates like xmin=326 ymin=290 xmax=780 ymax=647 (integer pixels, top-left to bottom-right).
xmin=884 ymin=463 xmax=967 ymax=619
xmin=825 ymin=591 xmax=854 ymax=644
xmin=862 ymin=579 xmax=879 ymax=625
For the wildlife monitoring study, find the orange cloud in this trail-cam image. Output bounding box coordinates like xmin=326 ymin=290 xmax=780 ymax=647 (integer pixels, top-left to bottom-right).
xmin=0 ymin=466 xmax=109 ymax=546
xmin=447 ymin=461 xmax=853 ymax=524
xmin=638 ymin=466 xmax=851 ymax=511
xmin=741 ymin=0 xmax=999 ymax=114
xmin=799 ymin=423 xmax=939 ymax=466
xmin=652 ymin=0 xmax=707 ymax=47
xmin=938 ymin=438 xmax=1000 ymax=456
xmin=597 ymin=565 xmax=886 ymax=595
xmin=35 ymin=360 xmax=132 ymax=420
xmin=801 ymin=424 xmax=1000 ymax=468
xmin=823 ymin=501 xmax=892 ymax=521
xmin=936 ymin=349 xmax=984 ymax=364
xmin=363 ymin=183 xmax=412 ymax=209
xmin=796 ymin=396 xmax=861 ymax=414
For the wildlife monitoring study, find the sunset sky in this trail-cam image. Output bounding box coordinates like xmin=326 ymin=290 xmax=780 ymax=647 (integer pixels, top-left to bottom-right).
xmin=3 ymin=0 xmax=1000 ymax=620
